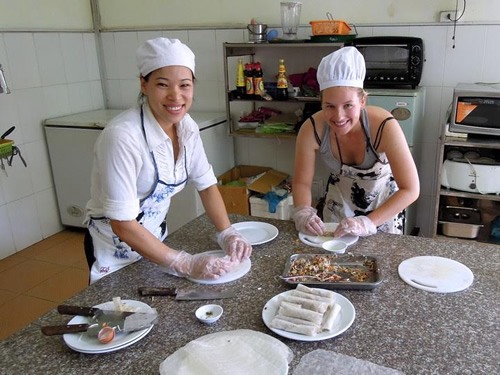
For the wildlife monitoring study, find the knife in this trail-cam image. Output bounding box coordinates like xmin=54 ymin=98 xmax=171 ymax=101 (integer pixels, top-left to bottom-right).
xmin=137 ymin=286 xmax=237 ymax=300
xmin=41 ymin=305 xmax=158 ymax=336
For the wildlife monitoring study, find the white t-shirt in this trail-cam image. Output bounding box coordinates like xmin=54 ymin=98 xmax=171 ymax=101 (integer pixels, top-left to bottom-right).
xmin=85 ymin=104 xmax=217 ymax=222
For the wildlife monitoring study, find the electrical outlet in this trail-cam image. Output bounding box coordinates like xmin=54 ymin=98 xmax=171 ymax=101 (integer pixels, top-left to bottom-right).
xmin=439 ymin=11 xmax=457 ymax=22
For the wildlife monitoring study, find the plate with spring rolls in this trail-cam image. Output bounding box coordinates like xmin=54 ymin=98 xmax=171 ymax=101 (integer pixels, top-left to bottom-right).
xmin=262 ymin=284 xmax=355 ymax=341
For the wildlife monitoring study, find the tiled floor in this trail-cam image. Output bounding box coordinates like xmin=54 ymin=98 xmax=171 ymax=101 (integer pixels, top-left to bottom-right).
xmin=0 ymin=229 xmax=89 ymax=341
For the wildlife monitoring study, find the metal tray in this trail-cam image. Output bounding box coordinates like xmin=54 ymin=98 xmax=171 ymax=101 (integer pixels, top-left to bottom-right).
xmin=281 ymin=253 xmax=382 ymax=290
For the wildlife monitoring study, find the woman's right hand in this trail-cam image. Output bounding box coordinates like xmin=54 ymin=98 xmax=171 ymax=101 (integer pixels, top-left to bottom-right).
xmin=166 ymin=251 xmax=234 ymax=280
xmin=292 ymin=206 xmax=325 ymax=235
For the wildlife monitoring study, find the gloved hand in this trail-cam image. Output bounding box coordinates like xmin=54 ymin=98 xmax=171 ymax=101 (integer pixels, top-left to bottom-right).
xmin=292 ymin=206 xmax=325 ymax=235
xmin=334 ymin=216 xmax=377 ymax=237
xmin=164 ymin=251 xmax=233 ymax=280
xmin=217 ymin=226 xmax=252 ymax=262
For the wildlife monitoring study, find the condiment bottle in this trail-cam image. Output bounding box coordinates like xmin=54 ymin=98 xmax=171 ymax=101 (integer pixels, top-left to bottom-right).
xmin=253 ymin=62 xmax=264 ymax=98
xmin=244 ymin=63 xmax=254 ymax=96
xmin=236 ymin=58 xmax=246 ymax=96
xmin=276 ymin=58 xmax=288 ymax=100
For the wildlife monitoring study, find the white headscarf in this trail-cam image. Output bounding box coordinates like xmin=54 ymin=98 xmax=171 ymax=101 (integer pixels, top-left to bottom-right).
xmin=136 ymin=37 xmax=195 ymax=77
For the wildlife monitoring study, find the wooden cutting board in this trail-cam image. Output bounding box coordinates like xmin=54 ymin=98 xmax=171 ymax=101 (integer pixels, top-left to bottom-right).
xmin=398 ymin=256 xmax=474 ymax=293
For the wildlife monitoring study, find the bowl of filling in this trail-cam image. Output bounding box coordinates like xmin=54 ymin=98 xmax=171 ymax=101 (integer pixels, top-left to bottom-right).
xmin=195 ymin=304 xmax=223 ymax=324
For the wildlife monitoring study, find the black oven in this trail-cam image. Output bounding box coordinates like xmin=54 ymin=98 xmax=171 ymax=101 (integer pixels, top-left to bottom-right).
xmin=348 ymin=36 xmax=424 ymax=89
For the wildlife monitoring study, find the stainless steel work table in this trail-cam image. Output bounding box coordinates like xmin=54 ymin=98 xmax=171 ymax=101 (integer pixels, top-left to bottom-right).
xmin=1 ymin=214 xmax=498 ymax=374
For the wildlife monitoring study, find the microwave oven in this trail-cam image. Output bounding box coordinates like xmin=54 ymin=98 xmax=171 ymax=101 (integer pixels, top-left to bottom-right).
xmin=348 ymin=36 xmax=424 ymax=89
xmin=449 ymin=83 xmax=500 ymax=137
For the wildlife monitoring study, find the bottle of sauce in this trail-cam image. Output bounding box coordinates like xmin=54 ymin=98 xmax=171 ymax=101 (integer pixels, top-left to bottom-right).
xmin=244 ymin=63 xmax=254 ymax=96
xmin=236 ymin=58 xmax=246 ymax=97
xmin=253 ymin=62 xmax=264 ymax=98
xmin=276 ymin=58 xmax=288 ymax=100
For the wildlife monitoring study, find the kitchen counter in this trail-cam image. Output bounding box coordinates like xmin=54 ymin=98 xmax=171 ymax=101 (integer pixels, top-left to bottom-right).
xmin=1 ymin=215 xmax=498 ymax=374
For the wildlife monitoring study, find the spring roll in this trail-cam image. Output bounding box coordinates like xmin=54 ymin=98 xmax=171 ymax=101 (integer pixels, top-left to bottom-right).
xmin=296 ymin=283 xmax=336 ymax=300
xmin=270 ymin=317 xmax=319 ymax=336
xmin=281 ymin=295 xmax=329 ymax=313
xmin=278 ymin=303 xmax=323 ymax=325
xmin=321 ymin=302 xmax=342 ymax=332
xmin=291 ymin=289 xmax=334 ymax=304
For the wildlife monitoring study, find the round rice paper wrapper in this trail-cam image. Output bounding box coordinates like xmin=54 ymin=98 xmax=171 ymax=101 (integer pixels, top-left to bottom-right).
xmin=160 ymin=329 xmax=293 ymax=374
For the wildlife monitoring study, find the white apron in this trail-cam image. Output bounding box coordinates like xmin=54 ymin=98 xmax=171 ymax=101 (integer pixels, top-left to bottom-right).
xmin=322 ymin=157 xmax=403 ymax=234
xmin=88 ymin=106 xmax=187 ymax=283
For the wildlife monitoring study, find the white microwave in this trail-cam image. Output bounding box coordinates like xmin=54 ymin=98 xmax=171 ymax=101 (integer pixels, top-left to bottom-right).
xmin=449 ymin=82 xmax=500 ymax=137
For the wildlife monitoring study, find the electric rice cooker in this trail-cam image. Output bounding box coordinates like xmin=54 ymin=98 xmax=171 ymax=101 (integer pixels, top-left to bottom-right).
xmin=441 ymin=158 xmax=500 ymax=194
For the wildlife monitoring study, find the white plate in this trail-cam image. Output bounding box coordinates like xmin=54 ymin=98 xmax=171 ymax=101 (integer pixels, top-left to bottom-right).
xmin=233 ymin=221 xmax=279 ymax=245
xmin=262 ymin=289 xmax=356 ymax=342
xmin=187 ymin=250 xmax=251 ymax=285
xmin=63 ymin=300 xmax=154 ymax=354
xmin=398 ymin=256 xmax=474 ymax=293
xmin=299 ymin=222 xmax=359 ymax=247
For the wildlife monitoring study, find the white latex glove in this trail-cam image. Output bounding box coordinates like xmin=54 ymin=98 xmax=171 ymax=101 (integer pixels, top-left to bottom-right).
xmin=164 ymin=251 xmax=233 ymax=280
xmin=334 ymin=216 xmax=377 ymax=237
xmin=217 ymin=226 xmax=252 ymax=262
xmin=292 ymin=206 xmax=326 ymax=235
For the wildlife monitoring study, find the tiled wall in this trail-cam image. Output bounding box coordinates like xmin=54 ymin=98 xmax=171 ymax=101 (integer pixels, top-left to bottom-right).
xmin=0 ymin=32 xmax=104 ymax=258
xmin=1 ymin=22 xmax=499 ymax=258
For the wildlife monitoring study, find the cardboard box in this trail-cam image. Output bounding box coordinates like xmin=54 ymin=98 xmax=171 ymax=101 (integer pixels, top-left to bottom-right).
xmin=250 ymin=194 xmax=293 ymax=220
xmin=217 ymin=165 xmax=288 ymax=215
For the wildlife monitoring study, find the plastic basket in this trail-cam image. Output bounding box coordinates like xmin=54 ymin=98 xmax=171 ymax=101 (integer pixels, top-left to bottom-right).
xmin=309 ymin=20 xmax=351 ymax=35
xmin=0 ymin=139 xmax=14 ymax=158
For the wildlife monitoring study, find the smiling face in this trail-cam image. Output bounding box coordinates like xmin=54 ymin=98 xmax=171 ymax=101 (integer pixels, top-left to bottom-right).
xmin=140 ymin=65 xmax=194 ymax=128
xmin=321 ymin=86 xmax=366 ymax=135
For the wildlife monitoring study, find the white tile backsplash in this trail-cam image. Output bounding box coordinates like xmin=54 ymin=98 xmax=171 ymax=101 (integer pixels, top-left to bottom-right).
xmin=34 ymin=33 xmax=67 ymax=86
xmin=0 ymin=22 xmax=499 ymax=256
xmin=60 ymin=33 xmax=89 ymax=83
xmin=4 ymin=33 xmax=41 ymax=90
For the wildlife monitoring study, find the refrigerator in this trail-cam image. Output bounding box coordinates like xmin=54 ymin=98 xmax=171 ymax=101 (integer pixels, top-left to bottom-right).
xmin=44 ymin=109 xmax=234 ymax=231
xmin=366 ymin=87 xmax=426 ymax=235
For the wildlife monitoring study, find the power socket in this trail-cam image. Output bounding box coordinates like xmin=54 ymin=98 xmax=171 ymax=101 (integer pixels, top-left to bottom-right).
xmin=439 ymin=11 xmax=458 ymax=22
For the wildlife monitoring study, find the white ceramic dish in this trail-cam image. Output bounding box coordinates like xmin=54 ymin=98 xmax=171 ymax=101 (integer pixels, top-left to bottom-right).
xmin=398 ymin=256 xmax=474 ymax=293
xmin=321 ymin=239 xmax=348 ymax=253
xmin=187 ymin=250 xmax=251 ymax=285
xmin=63 ymin=300 xmax=154 ymax=354
xmin=299 ymin=222 xmax=358 ymax=248
xmin=233 ymin=221 xmax=279 ymax=245
xmin=195 ymin=304 xmax=223 ymax=324
xmin=262 ymin=289 xmax=356 ymax=342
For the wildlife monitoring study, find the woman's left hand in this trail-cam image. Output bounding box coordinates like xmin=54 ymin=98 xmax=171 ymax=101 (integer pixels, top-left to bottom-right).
xmin=217 ymin=226 xmax=252 ymax=262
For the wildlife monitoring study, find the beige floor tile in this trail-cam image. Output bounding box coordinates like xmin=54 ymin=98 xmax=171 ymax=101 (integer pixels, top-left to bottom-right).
xmin=0 ymin=253 xmax=26 ymax=272
xmin=30 ymin=238 xmax=85 ymax=267
xmin=0 ymin=294 xmax=56 ymax=340
xmin=0 ymin=259 xmax=63 ymax=294
xmin=0 ymin=289 xmax=17 ymax=307
xmin=26 ymin=267 xmax=89 ymax=302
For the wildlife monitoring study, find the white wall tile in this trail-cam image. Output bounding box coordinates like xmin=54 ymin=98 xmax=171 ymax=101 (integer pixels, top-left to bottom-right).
xmin=90 ymin=81 xmax=106 ymax=109
xmin=1 ymin=150 xmax=33 ymax=202
xmin=26 ymin=139 xmax=53 ymax=192
xmin=36 ymin=188 xmax=64 ymax=237
xmin=14 ymin=87 xmax=46 ymax=144
xmin=67 ymin=82 xmax=93 ymax=112
xmin=34 ymin=33 xmax=66 ymax=86
xmin=101 ymin=33 xmax=119 ymax=80
xmin=43 ymin=85 xmax=71 ymax=117
xmin=188 ymin=30 xmax=218 ymax=82
xmin=0 ymin=205 xmax=16 ymax=258
xmin=60 ymin=33 xmax=88 ymax=83
xmin=8 ymin=195 xmax=43 ymax=250
xmin=442 ymin=25 xmax=486 ymax=87
xmin=83 ymin=33 xmax=101 ymax=81
xmin=137 ymin=31 xmax=163 ymax=46
xmin=3 ymin=33 xmax=41 ymax=90
xmin=411 ymin=26 xmax=448 ymax=88
xmin=482 ymin=25 xmax=500 ymax=83
xmin=114 ymin=32 xmax=139 ymax=80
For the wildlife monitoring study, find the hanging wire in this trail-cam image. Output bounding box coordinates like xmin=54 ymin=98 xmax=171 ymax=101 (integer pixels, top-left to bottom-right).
xmin=451 ymin=0 xmax=467 ymax=48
